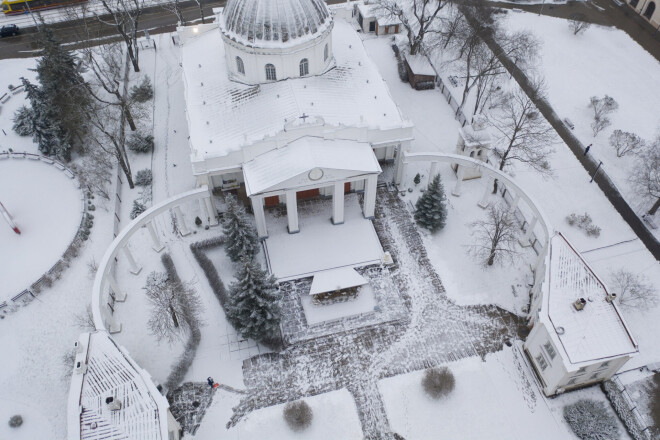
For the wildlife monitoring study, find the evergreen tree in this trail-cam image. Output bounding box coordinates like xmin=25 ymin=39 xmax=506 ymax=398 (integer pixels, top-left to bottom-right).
xmin=12 ymin=105 xmax=35 ymax=136
xmin=22 ymin=27 xmax=90 ymax=161
xmin=414 ymin=174 xmax=448 ymax=233
xmin=226 ymin=258 xmax=281 ymax=341
xmin=222 ymin=194 xmax=259 ymax=262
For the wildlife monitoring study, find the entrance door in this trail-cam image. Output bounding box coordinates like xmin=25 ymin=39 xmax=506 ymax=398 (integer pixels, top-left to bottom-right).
xmin=297 ymin=189 xmax=320 ymax=200
xmin=345 ymin=182 xmax=352 ymax=193
xmin=264 ymin=196 xmax=279 ymax=207
xmin=644 ymin=1 xmax=655 ymax=18
xmin=369 ymin=20 xmax=376 ymax=32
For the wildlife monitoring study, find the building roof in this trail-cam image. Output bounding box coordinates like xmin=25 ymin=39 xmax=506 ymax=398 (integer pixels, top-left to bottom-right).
xmin=309 ymin=266 xmax=368 ymax=295
xmin=405 ymin=54 xmax=436 ymax=77
xmin=242 ymin=137 xmax=381 ymax=196
xmin=67 ymin=331 xmax=170 ymax=440
xmin=220 ymin=0 xmax=331 ymax=49
xmin=545 ymin=233 xmax=638 ymax=365
xmin=356 ymin=2 xmax=401 ymax=26
xmin=181 ymin=19 xmax=409 ymax=160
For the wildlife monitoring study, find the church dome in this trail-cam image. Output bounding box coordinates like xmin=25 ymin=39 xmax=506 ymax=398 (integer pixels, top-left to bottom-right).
xmin=221 ymin=0 xmax=331 ymax=48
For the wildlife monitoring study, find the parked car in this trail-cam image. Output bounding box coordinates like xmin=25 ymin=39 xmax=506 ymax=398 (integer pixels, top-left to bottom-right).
xmin=0 ymin=24 xmax=19 ymax=37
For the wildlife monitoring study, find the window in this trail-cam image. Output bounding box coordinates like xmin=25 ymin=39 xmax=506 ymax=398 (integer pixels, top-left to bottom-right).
xmin=324 ymin=44 xmax=329 ymax=61
xmin=236 ymin=57 xmax=245 ymax=75
xmin=566 ymin=378 xmax=578 ymax=386
xmin=535 ymin=354 xmax=548 ymax=371
xmin=599 ymin=361 xmax=610 ymax=369
xmin=265 ymin=64 xmax=277 ymax=81
xmin=590 ymin=372 xmax=600 ymax=380
xmin=299 ymin=58 xmax=309 ymax=76
xmin=543 ymin=341 xmax=557 ymax=360
xmin=469 ymin=151 xmax=475 ymax=158
xmin=477 ymin=149 xmax=482 ymax=156
xmin=576 ymin=366 xmax=587 ymax=374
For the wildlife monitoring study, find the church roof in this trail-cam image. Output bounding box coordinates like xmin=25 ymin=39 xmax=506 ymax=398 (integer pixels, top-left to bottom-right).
xmin=221 ymin=0 xmax=332 ymax=49
xmin=242 ymin=137 xmax=381 ymax=196
xmin=182 ymin=19 xmax=409 ymax=159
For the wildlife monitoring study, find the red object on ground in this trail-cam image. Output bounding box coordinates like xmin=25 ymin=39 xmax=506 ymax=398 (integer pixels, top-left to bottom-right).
xmin=13 ymin=227 xmax=21 ymax=235
xmin=213 ymin=383 xmax=219 ymax=389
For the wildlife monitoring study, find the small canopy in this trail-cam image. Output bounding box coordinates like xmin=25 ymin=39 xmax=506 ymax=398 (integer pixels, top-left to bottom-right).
xmin=406 ymin=54 xmax=436 ymax=77
xmin=309 ymin=267 xmax=368 ymax=295
xmin=243 ymin=136 xmax=381 ymax=196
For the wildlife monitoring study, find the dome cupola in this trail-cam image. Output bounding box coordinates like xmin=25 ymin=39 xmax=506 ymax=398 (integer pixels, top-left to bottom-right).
xmin=220 ymin=0 xmax=334 ymax=84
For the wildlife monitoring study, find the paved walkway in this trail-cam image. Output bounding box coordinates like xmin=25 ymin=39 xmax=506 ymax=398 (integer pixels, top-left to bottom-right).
xmin=226 ymin=184 xmax=527 ymax=439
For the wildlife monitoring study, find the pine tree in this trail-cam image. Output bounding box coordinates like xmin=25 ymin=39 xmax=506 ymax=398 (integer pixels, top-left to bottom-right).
xmin=222 ymin=194 xmax=259 ymax=262
xmin=12 ymin=105 xmax=35 ymax=136
xmin=22 ymin=27 xmax=90 ymax=161
xmin=414 ymin=174 xmax=448 ymax=233
xmin=226 ymin=258 xmax=281 ymax=341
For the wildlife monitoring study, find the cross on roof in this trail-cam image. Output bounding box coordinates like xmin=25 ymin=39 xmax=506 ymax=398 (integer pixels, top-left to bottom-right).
xmin=299 ymin=113 xmax=310 ymax=123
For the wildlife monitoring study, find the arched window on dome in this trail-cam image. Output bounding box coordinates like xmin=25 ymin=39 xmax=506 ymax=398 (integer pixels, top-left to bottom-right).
xmin=299 ymin=58 xmax=309 ymax=76
xmin=324 ymin=44 xmax=329 ymax=61
xmin=236 ymin=56 xmax=245 ymax=75
xmin=265 ymin=64 xmax=277 ymax=81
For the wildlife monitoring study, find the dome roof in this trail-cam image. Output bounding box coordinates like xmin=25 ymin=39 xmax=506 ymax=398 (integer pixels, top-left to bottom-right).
xmin=221 ymin=0 xmax=332 ymax=48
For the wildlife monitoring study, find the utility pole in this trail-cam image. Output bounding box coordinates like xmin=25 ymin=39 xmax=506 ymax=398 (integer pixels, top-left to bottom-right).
xmin=23 ymin=0 xmax=41 ymax=31
xmin=590 ymin=161 xmax=603 ymax=183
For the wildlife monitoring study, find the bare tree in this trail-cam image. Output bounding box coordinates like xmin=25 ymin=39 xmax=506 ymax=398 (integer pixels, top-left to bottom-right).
xmin=162 ymin=0 xmax=186 ymax=26
xmin=193 ymin=0 xmax=205 ymax=23
xmin=70 ymin=147 xmax=114 ymax=201
xmin=488 ymin=83 xmax=556 ymax=192
xmin=609 ymin=130 xmax=645 ymax=157
xmin=469 ymin=202 xmax=520 ymax=266
xmin=374 ymin=0 xmax=449 ymax=55
xmin=97 ymin=0 xmax=144 ymax=72
xmin=568 ymin=14 xmax=591 ymax=35
xmin=590 ymin=95 xmax=618 ymax=137
xmin=144 ymin=271 xmax=202 ymax=343
xmin=73 ymin=305 xmax=96 ymax=330
xmin=610 ymin=269 xmax=658 ymax=309
xmin=630 ymin=139 xmax=660 ymax=215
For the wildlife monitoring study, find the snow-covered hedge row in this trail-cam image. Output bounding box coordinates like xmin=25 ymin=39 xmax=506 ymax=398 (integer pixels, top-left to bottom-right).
xmin=602 ymin=380 xmax=654 ymax=440
xmin=189 ymin=237 xmax=228 ymax=307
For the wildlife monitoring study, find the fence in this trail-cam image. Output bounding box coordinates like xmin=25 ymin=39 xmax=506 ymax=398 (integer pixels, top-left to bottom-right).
xmin=603 ymin=376 xmax=654 ymax=440
xmin=0 ymin=151 xmax=88 ymax=313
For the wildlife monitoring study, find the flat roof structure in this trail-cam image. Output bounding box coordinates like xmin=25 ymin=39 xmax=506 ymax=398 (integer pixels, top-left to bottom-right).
xmin=309 ymin=266 xmax=368 ymax=295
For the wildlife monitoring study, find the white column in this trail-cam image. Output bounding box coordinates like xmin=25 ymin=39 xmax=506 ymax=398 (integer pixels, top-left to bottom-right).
xmin=122 ymin=245 xmax=142 ymax=275
xmin=251 ymin=196 xmax=268 ymax=239
xmin=285 ymin=190 xmax=299 ymax=234
xmin=452 ymin=166 xmax=465 ymax=197
xmin=509 ymin=193 xmax=521 ymax=213
xmin=535 ymin=243 xmax=549 ymax=271
xmin=395 ymin=159 xmax=408 ymax=187
xmin=520 ymin=216 xmax=538 ymax=247
xmin=332 ymin=181 xmax=345 ymax=225
xmin=363 ymin=174 xmax=377 ymax=219
xmin=478 ymin=176 xmax=494 ymax=208
xmin=204 ymin=196 xmax=219 ymax=226
xmin=107 ymin=274 xmax=126 ymax=302
xmin=173 ymin=206 xmax=190 ymax=236
xmin=105 ymin=305 xmax=122 ymax=334
xmin=429 ymin=161 xmax=439 ymax=183
xmin=146 ymin=221 xmax=164 ymax=252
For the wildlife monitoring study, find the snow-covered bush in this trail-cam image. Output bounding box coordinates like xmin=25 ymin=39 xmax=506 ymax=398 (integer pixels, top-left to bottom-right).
xmin=190 ymin=238 xmax=228 ymax=306
xmin=195 ymin=216 xmax=202 ymax=226
xmin=566 ymin=212 xmax=601 ymax=237
xmin=563 ymin=399 xmax=619 ymax=440
xmin=651 ymin=373 xmax=660 ymax=436
xmin=130 ymin=200 xmax=146 ymax=219
xmin=127 ymin=133 xmax=154 ymax=153
xmin=422 ymin=367 xmax=455 ymax=399
xmin=568 ymin=14 xmax=591 ymax=35
xmin=414 ymin=173 xmax=421 ymax=185
xmin=130 ymin=76 xmax=154 ymax=103
xmin=414 ymin=174 xmax=447 ymax=233
xmin=134 ymin=169 xmax=152 ymax=187
xmin=283 ymin=400 xmax=313 ymax=431
xmin=12 ymin=105 xmax=34 ymax=136
xmin=8 ymin=415 xmax=23 ymax=428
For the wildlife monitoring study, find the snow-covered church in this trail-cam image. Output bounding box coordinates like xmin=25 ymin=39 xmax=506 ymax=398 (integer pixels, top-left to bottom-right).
xmin=179 ymin=0 xmax=413 ymax=241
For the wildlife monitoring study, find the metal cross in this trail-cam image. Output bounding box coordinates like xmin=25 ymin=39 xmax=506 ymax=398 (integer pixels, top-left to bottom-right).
xmin=299 ymin=113 xmax=309 ymax=122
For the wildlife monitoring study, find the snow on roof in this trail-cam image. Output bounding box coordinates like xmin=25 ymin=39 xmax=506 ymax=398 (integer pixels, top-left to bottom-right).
xmin=356 ymin=2 xmax=401 ymax=26
xmin=546 ymin=234 xmax=638 ymax=365
xmin=405 ymin=54 xmax=436 ymax=77
xmin=181 ymin=19 xmax=408 ymax=159
xmin=460 ymin=123 xmax=492 ymax=148
xmin=221 ymin=0 xmax=331 ymax=49
xmin=242 ymin=137 xmax=381 ymax=196
xmin=67 ymin=331 xmax=170 ymax=440
xmin=309 ymin=266 xmax=368 ymax=295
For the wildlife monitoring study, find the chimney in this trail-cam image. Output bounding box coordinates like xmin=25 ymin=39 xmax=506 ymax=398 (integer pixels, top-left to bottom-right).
xmin=75 ymin=360 xmax=87 ymax=375
xmin=573 ymin=298 xmax=587 ymax=311
xmin=105 ymin=396 xmax=122 ymax=411
xmin=606 ymin=292 xmax=617 ymax=303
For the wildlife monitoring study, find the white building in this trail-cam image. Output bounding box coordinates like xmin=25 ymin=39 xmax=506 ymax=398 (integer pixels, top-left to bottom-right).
xmin=525 ymin=233 xmax=639 ymax=396
xmin=67 ymin=331 xmax=181 ymax=440
xmin=352 ymin=0 xmax=402 ymax=36
xmin=179 ymin=0 xmax=413 ymax=240
xmin=452 ymin=115 xmax=491 ymax=181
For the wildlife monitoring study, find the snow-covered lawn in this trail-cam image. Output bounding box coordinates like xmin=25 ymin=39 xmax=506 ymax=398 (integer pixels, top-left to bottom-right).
xmin=503 ymin=10 xmax=660 ymax=229
xmin=380 ymin=345 xmax=630 ymax=440
xmin=194 ymin=388 xmax=363 ymax=440
xmin=0 ymin=58 xmax=39 ymax=155
xmin=0 ymin=158 xmax=83 ymax=299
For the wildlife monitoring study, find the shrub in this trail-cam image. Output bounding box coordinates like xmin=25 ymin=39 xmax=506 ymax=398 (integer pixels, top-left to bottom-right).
xmin=8 ymin=415 xmax=23 ymax=428
xmin=127 ymin=134 xmax=154 ymax=153
xmin=130 ymin=200 xmax=146 ymax=219
xmin=195 ymin=216 xmax=202 ymax=226
xmin=563 ymin=399 xmax=619 ymax=440
xmin=397 ymin=59 xmax=409 ymax=82
xmin=12 ymin=105 xmax=34 ymax=136
xmin=190 ymin=237 xmax=228 ymax=306
xmin=414 ymin=173 xmax=421 ymax=185
xmin=566 ymin=212 xmax=600 ymax=237
xmin=422 ymin=367 xmax=455 ymax=399
xmin=130 ymin=76 xmax=154 ymax=102
xmin=135 ymin=169 xmax=152 ymax=187
xmin=283 ymin=400 xmax=313 ymax=431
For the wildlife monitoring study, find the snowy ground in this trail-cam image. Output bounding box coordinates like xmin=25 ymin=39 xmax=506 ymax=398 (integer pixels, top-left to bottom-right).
xmin=502 ymin=10 xmax=660 ymax=234
xmin=0 ymin=58 xmax=39 ymax=155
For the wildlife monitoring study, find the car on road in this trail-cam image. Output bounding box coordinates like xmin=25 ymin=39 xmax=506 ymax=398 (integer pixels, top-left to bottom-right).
xmin=0 ymin=24 xmax=19 ymax=37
